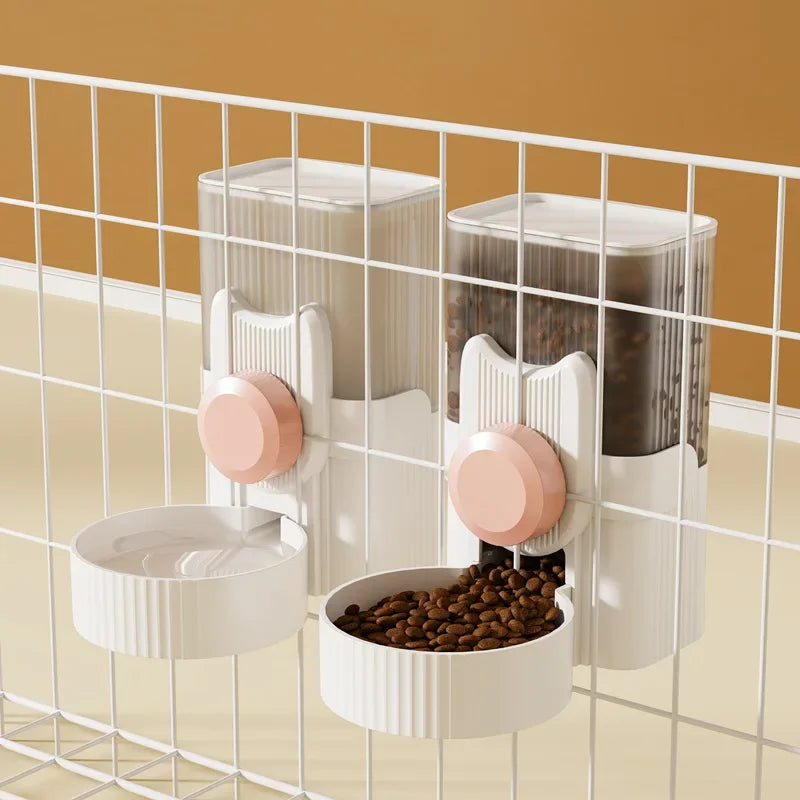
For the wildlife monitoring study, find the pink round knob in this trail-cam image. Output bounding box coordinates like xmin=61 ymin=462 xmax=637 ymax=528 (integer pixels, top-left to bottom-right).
xmin=448 ymin=423 xmax=566 ymax=548
xmin=197 ymin=370 xmax=303 ymax=484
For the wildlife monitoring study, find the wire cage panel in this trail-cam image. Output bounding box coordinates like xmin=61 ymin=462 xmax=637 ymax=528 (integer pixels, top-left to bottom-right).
xmin=0 ymin=64 xmax=798 ymax=800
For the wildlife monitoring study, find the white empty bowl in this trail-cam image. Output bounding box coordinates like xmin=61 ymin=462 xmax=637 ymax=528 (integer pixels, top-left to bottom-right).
xmin=70 ymin=505 xmax=307 ymax=659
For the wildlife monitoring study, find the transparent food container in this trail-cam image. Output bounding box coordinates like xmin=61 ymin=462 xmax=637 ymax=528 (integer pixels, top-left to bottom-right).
xmin=199 ymin=158 xmax=439 ymax=403
xmin=447 ymin=194 xmax=717 ymax=463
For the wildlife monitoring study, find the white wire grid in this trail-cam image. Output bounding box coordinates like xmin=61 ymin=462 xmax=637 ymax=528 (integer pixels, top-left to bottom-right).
xmin=0 ymin=64 xmax=798 ymax=800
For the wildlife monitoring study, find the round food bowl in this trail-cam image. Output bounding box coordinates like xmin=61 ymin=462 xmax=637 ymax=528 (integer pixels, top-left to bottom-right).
xmin=70 ymin=505 xmax=307 ymax=659
xmin=319 ymin=566 xmax=574 ymax=739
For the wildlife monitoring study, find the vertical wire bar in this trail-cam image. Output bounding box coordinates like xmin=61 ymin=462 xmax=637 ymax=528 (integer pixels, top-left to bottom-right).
xmin=363 ymin=120 xmax=373 ymax=800
xmin=587 ymin=153 xmax=609 ymax=800
xmin=232 ymin=654 xmax=240 ymax=790
xmin=290 ymin=110 xmax=306 ymax=795
xmin=436 ymin=131 xmax=447 ymax=568
xmin=28 ymin=76 xmax=60 ymax=756
xmin=510 ymin=141 xmax=526 ymax=800
xmin=90 ymin=82 xmax=118 ymax=779
xmin=0 ymin=645 xmax=5 ymax=735
xmin=154 ymin=92 xmax=178 ymax=797
xmin=753 ymin=176 xmax=786 ymax=800
xmin=435 ymin=129 xmax=447 ymax=800
xmin=668 ymin=164 xmax=696 ymax=800
xmin=221 ymin=101 xmax=240 ymax=800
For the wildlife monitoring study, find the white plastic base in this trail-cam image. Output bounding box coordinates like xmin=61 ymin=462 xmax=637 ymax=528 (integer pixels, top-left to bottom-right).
xmin=319 ymin=567 xmax=574 ymax=739
xmin=70 ymin=505 xmax=308 ymax=659
xmin=205 ymin=293 xmax=440 ymax=596
xmin=569 ymin=448 xmax=707 ymax=670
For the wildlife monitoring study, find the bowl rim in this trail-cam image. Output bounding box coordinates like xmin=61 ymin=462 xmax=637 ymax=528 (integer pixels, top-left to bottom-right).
xmin=319 ymin=564 xmax=573 ymax=657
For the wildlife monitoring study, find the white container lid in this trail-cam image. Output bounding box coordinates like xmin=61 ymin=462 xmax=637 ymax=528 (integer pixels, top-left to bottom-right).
xmin=448 ymin=193 xmax=717 ymax=256
xmin=199 ymin=157 xmax=439 ymax=208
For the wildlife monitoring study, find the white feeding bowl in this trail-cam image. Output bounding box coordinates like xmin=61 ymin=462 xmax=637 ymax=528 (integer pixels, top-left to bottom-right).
xmin=70 ymin=505 xmax=307 ymax=659
xmin=319 ymin=566 xmax=574 ymax=739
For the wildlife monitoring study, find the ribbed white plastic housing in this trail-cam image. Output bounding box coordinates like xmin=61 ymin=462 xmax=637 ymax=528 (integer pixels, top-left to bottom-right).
xmin=319 ymin=567 xmax=574 ymax=739
xmin=199 ymin=158 xmax=439 ymax=403
xmin=70 ymin=505 xmax=307 ymax=659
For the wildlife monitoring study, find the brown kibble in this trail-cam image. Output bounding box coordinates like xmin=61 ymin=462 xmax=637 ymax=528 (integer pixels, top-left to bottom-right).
xmin=508 ymin=573 xmax=524 ymax=590
xmin=539 ymin=570 xmax=550 ymax=582
xmin=491 ymin=624 xmax=509 ymax=639
xmin=525 ymin=622 xmax=543 ymax=635
xmin=335 ymin=566 xmax=565 ymax=651
xmin=361 ymin=623 xmax=381 ymax=633
xmin=497 ymin=608 xmax=513 ymax=625
xmin=446 ymin=624 xmax=468 ymax=636
xmin=508 ymin=619 xmax=525 ymax=634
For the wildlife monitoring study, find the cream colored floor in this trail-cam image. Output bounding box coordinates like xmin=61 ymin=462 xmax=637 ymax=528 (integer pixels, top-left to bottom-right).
xmin=1 ymin=284 xmax=800 ymax=799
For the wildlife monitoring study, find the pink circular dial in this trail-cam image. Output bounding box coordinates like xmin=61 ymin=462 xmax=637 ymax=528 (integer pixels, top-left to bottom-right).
xmin=448 ymin=423 xmax=566 ymax=547
xmin=197 ymin=370 xmax=303 ymax=484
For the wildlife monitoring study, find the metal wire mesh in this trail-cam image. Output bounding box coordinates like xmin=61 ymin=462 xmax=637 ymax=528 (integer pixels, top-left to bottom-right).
xmin=0 ymin=64 xmax=797 ymax=800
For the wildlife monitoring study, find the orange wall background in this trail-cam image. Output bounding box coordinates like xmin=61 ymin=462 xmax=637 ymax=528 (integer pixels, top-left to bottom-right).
xmin=1 ymin=0 xmax=799 ymax=404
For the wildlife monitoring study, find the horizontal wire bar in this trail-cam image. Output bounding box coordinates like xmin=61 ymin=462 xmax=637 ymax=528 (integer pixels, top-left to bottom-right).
xmin=4 ymin=488 xmax=800 ymax=559
xmin=0 ymin=527 xmax=69 ymax=550
xmin=0 ymin=364 xmax=197 ymax=415
xmin=572 ymin=686 xmax=800 ymax=757
xmin=3 ymin=194 xmax=798 ymax=343
xmin=1 ymin=684 xmax=797 ymax=800
xmin=1 ymin=64 xmax=799 ymax=178
xmin=180 ymin=771 xmax=237 ymax=800
xmin=2 ymin=712 xmax=58 ymax=739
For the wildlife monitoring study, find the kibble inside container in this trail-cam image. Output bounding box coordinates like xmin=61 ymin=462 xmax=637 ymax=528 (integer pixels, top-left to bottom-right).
xmin=447 ymin=194 xmax=717 ymax=463
xmin=199 ymin=158 xmax=439 ymax=402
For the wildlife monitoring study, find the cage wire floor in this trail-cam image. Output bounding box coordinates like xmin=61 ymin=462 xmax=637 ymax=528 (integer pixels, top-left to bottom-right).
xmin=2 ymin=285 xmax=800 ymax=798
